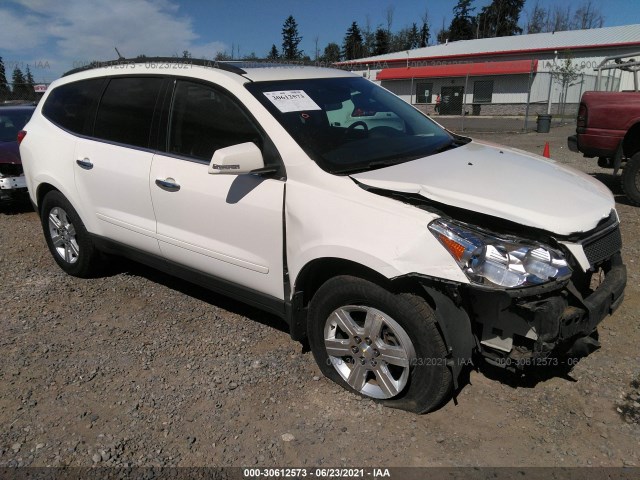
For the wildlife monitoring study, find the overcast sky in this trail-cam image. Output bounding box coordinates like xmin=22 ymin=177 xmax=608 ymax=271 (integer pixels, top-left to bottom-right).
xmin=1 ymin=0 xmax=638 ymax=83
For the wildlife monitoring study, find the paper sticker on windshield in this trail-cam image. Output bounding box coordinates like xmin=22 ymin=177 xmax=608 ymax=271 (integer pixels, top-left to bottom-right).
xmin=263 ymin=90 xmax=321 ymax=113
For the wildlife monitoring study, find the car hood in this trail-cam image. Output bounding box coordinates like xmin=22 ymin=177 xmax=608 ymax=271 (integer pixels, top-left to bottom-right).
xmin=0 ymin=141 xmax=20 ymax=165
xmin=350 ymin=140 xmax=614 ymax=236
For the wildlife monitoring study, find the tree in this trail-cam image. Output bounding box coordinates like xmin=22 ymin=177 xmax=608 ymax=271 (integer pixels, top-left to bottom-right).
xmin=281 ymin=15 xmax=303 ymax=60
xmin=407 ymin=23 xmax=421 ymax=49
xmin=0 ymin=57 xmax=10 ymax=101
xmin=181 ymin=50 xmax=192 ymax=59
xmin=267 ymin=44 xmax=279 ymax=60
xmin=420 ymin=22 xmax=431 ymax=47
xmin=448 ymin=0 xmax=475 ymax=41
xmin=320 ymin=42 xmax=341 ymax=63
xmin=572 ymin=1 xmax=604 ymax=29
xmin=24 ymin=65 xmax=35 ymax=100
xmin=214 ymin=51 xmax=233 ymax=61
xmin=313 ymin=35 xmax=320 ymax=61
xmin=363 ymin=15 xmax=375 ymax=57
xmin=342 ymin=21 xmax=364 ymax=60
xmin=476 ymin=0 xmax=524 ymax=38
xmin=373 ymin=27 xmax=390 ymax=55
xmin=526 ymin=1 xmax=547 ymax=33
xmin=549 ymin=5 xmax=571 ymax=32
xmin=385 ymin=5 xmax=394 ymax=33
xmin=550 ymin=54 xmax=582 ymax=115
xmin=419 ymin=10 xmax=431 ymax=47
xmin=11 ymin=67 xmax=30 ymax=100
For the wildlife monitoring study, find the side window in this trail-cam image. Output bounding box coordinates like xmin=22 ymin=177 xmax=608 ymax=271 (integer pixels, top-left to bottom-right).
xmin=93 ymin=77 xmax=164 ymax=148
xmin=42 ymin=79 xmax=103 ymax=134
xmin=415 ymin=82 xmax=433 ymax=104
xmin=473 ymin=80 xmax=494 ymax=104
xmin=169 ymin=81 xmax=261 ymax=161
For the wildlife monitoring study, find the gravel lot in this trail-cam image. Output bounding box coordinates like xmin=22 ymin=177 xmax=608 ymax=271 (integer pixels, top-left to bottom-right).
xmin=0 ymin=124 xmax=638 ymax=468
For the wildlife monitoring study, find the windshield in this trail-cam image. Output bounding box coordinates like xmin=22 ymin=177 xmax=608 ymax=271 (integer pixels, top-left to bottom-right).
xmin=0 ymin=108 xmax=34 ymax=142
xmin=246 ymin=76 xmax=454 ymax=174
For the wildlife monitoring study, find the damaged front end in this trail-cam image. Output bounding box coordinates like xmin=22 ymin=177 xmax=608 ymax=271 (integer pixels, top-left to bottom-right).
xmin=466 ymin=251 xmax=625 ymax=369
xmin=0 ymin=145 xmax=28 ymax=201
xmin=362 ymin=183 xmax=626 ymax=371
xmin=440 ymin=210 xmax=627 ymax=370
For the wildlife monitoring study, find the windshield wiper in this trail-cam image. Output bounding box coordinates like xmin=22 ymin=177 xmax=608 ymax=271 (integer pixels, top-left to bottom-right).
xmin=332 ymin=159 xmax=411 ymax=175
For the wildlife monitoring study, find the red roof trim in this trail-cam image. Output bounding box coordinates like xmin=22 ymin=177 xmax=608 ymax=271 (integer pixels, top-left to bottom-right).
xmin=337 ymin=41 xmax=640 ymax=67
xmin=376 ymin=59 xmax=538 ymax=80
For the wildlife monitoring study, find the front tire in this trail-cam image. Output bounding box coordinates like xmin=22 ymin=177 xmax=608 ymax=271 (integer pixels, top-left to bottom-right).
xmin=307 ymin=276 xmax=452 ymax=413
xmin=622 ymin=152 xmax=640 ymax=206
xmin=40 ymin=191 xmax=103 ymax=278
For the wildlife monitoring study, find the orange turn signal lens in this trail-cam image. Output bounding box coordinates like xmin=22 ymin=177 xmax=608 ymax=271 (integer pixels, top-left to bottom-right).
xmin=438 ymin=234 xmax=466 ymax=262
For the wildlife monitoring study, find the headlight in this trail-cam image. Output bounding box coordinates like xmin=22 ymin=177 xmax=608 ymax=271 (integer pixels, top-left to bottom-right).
xmin=429 ymin=219 xmax=571 ymax=288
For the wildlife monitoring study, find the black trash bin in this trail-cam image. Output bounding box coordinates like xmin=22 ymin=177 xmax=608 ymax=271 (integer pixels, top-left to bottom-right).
xmin=537 ymin=114 xmax=552 ymax=133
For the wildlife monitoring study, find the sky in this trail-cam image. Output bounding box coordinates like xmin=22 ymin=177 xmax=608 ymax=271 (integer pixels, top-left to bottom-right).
xmin=1 ymin=0 xmax=639 ymax=84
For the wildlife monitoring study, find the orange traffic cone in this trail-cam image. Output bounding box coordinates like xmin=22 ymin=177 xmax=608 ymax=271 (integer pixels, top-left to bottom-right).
xmin=542 ymin=142 xmax=550 ymax=158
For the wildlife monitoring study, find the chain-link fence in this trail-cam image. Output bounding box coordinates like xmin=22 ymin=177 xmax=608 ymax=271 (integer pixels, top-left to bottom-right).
xmin=0 ymin=83 xmax=48 ymax=105
xmin=380 ymin=61 xmax=627 ymax=133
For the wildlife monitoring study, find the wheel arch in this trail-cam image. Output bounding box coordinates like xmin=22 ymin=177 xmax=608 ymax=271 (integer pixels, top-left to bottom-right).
xmin=293 ymin=257 xmax=427 ymax=309
xmin=623 ymin=122 xmax=640 ymax=159
xmin=35 ymin=182 xmax=59 ymax=213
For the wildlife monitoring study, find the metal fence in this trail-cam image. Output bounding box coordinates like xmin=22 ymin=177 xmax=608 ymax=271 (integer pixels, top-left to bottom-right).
xmin=381 ymin=62 xmax=627 ymax=133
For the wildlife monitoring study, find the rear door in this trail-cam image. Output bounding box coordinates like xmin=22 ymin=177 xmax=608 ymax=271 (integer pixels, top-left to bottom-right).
xmin=149 ymin=79 xmax=286 ymax=299
xmin=74 ymin=76 xmax=166 ymax=254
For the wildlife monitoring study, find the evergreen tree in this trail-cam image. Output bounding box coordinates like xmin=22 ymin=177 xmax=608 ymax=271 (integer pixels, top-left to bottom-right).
xmin=11 ymin=67 xmax=29 ymax=100
xmin=420 ymin=22 xmax=431 ymax=47
xmin=448 ymin=0 xmax=475 ymax=41
xmin=24 ymin=65 xmax=35 ymax=100
xmin=281 ymin=15 xmax=303 ymax=60
xmin=408 ymin=23 xmax=421 ymax=49
xmin=342 ymin=21 xmax=364 ymax=60
xmin=476 ymin=0 xmax=524 ymax=38
xmin=320 ymin=42 xmax=341 ymax=63
xmin=0 ymin=57 xmax=10 ymax=101
xmin=267 ymin=44 xmax=280 ymax=60
xmin=373 ymin=27 xmax=390 ymax=55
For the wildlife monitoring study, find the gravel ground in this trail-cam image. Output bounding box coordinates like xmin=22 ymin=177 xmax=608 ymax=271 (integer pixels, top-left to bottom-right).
xmin=0 ymin=124 xmax=638 ymax=468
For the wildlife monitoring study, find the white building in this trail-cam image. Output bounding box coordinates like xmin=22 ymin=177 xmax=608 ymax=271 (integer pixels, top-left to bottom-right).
xmin=336 ymin=24 xmax=640 ymax=116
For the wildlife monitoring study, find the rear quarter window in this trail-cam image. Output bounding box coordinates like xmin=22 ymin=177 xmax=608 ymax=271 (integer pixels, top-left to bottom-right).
xmin=42 ymin=79 xmax=104 ymax=134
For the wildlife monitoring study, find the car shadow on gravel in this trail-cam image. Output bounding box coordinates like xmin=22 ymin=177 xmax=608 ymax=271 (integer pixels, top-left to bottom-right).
xmin=476 ymin=358 xmax=578 ymax=390
xmin=0 ymin=199 xmax=34 ymax=215
xmin=115 ymin=258 xmax=291 ymax=336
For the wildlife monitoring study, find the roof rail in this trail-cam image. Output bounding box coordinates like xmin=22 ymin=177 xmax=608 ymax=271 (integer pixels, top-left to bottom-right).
xmin=62 ymin=57 xmax=247 ymax=77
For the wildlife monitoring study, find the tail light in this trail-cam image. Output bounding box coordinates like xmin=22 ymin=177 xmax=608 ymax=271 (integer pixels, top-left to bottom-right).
xmin=17 ymin=130 xmax=27 ymax=145
xmin=577 ymin=103 xmax=587 ymax=130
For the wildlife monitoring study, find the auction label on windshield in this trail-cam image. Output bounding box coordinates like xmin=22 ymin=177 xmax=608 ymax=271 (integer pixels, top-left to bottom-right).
xmin=263 ymin=90 xmax=321 ymax=113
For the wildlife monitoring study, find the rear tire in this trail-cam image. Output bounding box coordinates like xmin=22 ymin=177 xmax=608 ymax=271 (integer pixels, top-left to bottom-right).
xmin=622 ymin=152 xmax=640 ymax=206
xmin=307 ymin=275 xmax=452 ymax=413
xmin=41 ymin=191 xmax=103 ymax=278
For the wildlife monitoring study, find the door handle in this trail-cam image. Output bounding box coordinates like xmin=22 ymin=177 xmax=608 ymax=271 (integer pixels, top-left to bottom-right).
xmin=155 ymin=178 xmax=180 ymax=192
xmin=76 ymin=158 xmax=93 ymax=170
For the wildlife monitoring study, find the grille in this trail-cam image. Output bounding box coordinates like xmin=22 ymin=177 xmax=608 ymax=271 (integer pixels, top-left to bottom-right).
xmin=582 ymin=226 xmax=622 ymax=267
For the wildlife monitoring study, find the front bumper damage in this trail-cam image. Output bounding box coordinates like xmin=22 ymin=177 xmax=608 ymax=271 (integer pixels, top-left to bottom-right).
xmin=465 ymin=252 xmax=626 ymax=369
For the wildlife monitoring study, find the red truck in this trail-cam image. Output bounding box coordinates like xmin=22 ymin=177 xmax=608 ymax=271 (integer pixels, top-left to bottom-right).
xmin=568 ymin=53 xmax=640 ymax=205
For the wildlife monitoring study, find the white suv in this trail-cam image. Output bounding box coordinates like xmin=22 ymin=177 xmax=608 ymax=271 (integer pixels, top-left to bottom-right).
xmin=19 ymin=58 xmax=626 ymax=413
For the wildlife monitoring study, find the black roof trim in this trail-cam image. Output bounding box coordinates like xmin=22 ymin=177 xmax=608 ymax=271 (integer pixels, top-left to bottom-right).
xmin=62 ymin=57 xmax=247 ymax=77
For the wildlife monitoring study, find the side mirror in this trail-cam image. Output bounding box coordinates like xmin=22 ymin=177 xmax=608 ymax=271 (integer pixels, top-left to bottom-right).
xmin=208 ymin=142 xmax=264 ymax=175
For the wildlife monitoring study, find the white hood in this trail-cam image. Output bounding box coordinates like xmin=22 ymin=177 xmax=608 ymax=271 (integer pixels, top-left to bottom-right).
xmin=351 ymin=140 xmax=614 ymax=236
